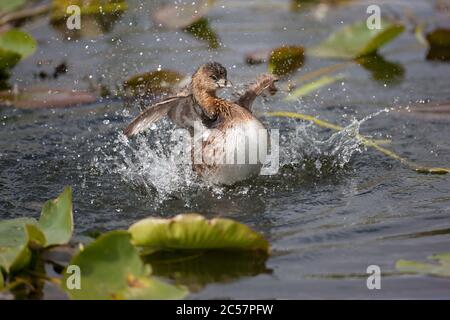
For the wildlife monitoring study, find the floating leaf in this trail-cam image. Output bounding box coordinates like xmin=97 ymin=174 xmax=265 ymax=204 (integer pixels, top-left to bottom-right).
xmin=396 ymin=252 xmax=450 ymax=278
xmin=123 ymin=70 xmax=185 ymax=98
xmin=62 ymin=231 xmax=188 ymax=300
xmin=0 ymin=218 xmax=36 ymax=273
xmin=146 ymin=251 xmax=270 ymax=292
xmin=357 ymin=54 xmax=404 ymax=84
xmin=0 ymin=29 xmax=37 ymax=59
xmin=129 ymin=213 xmax=270 ymax=253
xmin=0 ymin=87 xmax=97 ymax=109
xmin=184 ymin=17 xmax=219 ymax=49
xmin=51 ymin=0 xmax=127 ymax=21
xmin=0 ymin=0 xmax=26 ymax=12
xmin=425 ymin=28 xmax=450 ymax=61
xmin=268 ymin=46 xmax=304 ymax=76
xmin=50 ymin=0 xmax=127 ymax=38
xmin=285 ymin=74 xmax=343 ymax=101
xmin=0 ymin=48 xmax=21 ymax=71
xmin=38 ymin=186 xmax=73 ymax=246
xmin=153 ymin=0 xmax=214 ymax=29
xmin=310 ymin=19 xmax=405 ymax=59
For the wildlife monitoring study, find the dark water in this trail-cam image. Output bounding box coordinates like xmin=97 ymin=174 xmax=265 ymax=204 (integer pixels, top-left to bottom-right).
xmin=1 ymin=0 xmax=450 ymax=298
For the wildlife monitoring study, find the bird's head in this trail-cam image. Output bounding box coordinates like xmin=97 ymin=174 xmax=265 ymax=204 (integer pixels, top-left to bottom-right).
xmin=192 ymin=62 xmax=232 ymax=93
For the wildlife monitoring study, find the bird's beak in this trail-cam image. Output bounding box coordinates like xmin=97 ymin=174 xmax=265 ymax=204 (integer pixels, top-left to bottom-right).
xmin=217 ymin=78 xmax=233 ymax=88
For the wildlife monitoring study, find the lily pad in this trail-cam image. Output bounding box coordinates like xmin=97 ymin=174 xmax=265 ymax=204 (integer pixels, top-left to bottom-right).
xmin=62 ymin=231 xmax=188 ymax=300
xmin=129 ymin=213 xmax=270 ymax=253
xmin=268 ymin=45 xmax=305 ymax=76
xmin=0 ymin=29 xmax=37 ymax=59
xmin=123 ymin=70 xmax=185 ymax=98
xmin=0 ymin=87 xmax=97 ymax=109
xmin=310 ymin=19 xmax=405 ymax=59
xmin=153 ymin=0 xmax=215 ymax=29
xmin=38 ymin=186 xmax=73 ymax=246
xmin=50 ymin=0 xmax=128 ymax=38
xmin=51 ymin=0 xmax=128 ymax=21
xmin=0 ymin=218 xmax=36 ymax=273
xmin=396 ymin=252 xmax=450 ymax=278
xmin=426 ymin=28 xmax=450 ymax=61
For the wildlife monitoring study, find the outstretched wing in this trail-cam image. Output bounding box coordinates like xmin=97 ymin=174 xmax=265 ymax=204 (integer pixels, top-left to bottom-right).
xmin=123 ymin=94 xmax=191 ymax=137
xmin=235 ymin=74 xmax=278 ymax=111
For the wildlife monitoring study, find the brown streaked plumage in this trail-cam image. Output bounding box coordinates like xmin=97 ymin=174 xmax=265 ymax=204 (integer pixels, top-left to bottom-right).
xmin=123 ymin=62 xmax=278 ymax=185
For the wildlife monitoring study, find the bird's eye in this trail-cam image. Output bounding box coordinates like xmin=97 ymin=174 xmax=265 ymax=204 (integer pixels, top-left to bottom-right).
xmin=211 ymin=75 xmax=218 ymax=81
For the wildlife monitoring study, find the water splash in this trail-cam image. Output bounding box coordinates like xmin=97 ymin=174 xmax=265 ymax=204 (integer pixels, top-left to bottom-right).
xmin=92 ymin=110 xmax=387 ymax=203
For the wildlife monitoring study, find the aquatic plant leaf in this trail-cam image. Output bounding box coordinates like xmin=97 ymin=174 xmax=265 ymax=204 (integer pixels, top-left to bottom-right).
xmin=310 ymin=19 xmax=405 ymax=59
xmin=285 ymin=74 xmax=344 ymax=101
xmin=51 ymin=0 xmax=128 ymax=21
xmin=123 ymin=70 xmax=185 ymax=97
xmin=268 ymin=46 xmax=305 ymax=76
xmin=426 ymin=28 xmax=450 ymax=48
xmin=0 ymin=29 xmax=37 ymax=59
xmin=0 ymin=0 xmax=26 ymax=12
xmin=153 ymin=0 xmax=215 ymax=29
xmin=0 ymin=48 xmax=21 ymax=70
xmin=62 ymin=231 xmax=188 ymax=300
xmin=425 ymin=28 xmax=450 ymax=61
xmin=396 ymin=252 xmax=450 ymax=278
xmin=129 ymin=213 xmax=270 ymax=253
xmin=0 ymin=218 xmax=36 ymax=273
xmin=0 ymin=87 xmax=97 ymax=109
xmin=184 ymin=17 xmax=220 ymax=49
xmin=39 ymin=186 xmax=73 ymax=246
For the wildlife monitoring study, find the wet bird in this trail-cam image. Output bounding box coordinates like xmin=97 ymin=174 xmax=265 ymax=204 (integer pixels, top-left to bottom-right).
xmin=123 ymin=62 xmax=278 ymax=185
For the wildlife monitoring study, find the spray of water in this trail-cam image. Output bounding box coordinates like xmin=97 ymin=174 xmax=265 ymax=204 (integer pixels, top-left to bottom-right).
xmin=93 ymin=109 xmax=388 ymax=203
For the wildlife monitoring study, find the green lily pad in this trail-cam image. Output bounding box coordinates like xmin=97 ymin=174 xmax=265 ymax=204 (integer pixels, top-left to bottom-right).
xmin=426 ymin=28 xmax=450 ymax=48
xmin=51 ymin=0 xmax=128 ymax=21
xmin=38 ymin=186 xmax=73 ymax=246
xmin=51 ymin=0 xmax=127 ymax=38
xmin=396 ymin=252 xmax=450 ymax=278
xmin=0 ymin=218 xmax=36 ymax=273
xmin=123 ymin=70 xmax=184 ymax=98
xmin=0 ymin=0 xmax=26 ymax=12
xmin=268 ymin=46 xmax=305 ymax=76
xmin=0 ymin=48 xmax=21 ymax=71
xmin=129 ymin=213 xmax=270 ymax=253
xmin=62 ymin=231 xmax=188 ymax=300
xmin=310 ymin=19 xmax=405 ymax=59
xmin=0 ymin=29 xmax=37 ymax=59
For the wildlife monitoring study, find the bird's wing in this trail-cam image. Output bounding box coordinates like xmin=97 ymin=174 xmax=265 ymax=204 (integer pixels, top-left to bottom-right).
xmin=235 ymin=74 xmax=278 ymax=111
xmin=123 ymin=93 xmax=191 ymax=137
